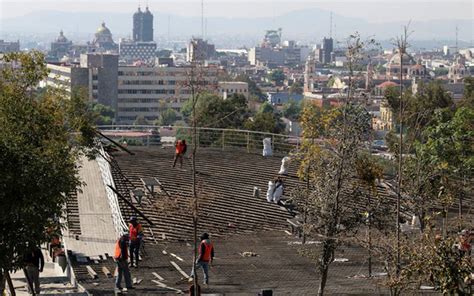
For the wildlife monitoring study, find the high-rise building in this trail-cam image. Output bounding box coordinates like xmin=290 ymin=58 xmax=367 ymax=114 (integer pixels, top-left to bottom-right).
xmin=133 ymin=6 xmax=154 ymax=42
xmin=0 ymin=40 xmax=20 ymax=53
xmin=186 ymin=38 xmax=216 ymax=62
xmin=321 ymin=37 xmax=333 ymax=64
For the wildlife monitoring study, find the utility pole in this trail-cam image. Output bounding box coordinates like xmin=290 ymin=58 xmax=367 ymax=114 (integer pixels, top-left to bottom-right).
xmin=201 ymin=0 xmax=204 ymax=39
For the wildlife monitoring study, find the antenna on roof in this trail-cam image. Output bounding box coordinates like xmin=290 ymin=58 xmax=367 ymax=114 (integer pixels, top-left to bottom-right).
xmin=330 ymin=11 xmax=333 ymax=39
xmin=455 ymin=25 xmax=459 ymax=54
xmin=201 ymin=0 xmax=204 ymax=39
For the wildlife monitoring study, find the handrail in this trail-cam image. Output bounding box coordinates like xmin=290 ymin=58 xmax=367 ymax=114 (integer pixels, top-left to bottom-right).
xmin=97 ymin=125 xmax=301 ymax=140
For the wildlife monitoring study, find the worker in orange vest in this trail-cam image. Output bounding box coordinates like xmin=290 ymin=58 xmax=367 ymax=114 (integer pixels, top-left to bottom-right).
xmin=191 ymin=233 xmax=214 ymax=285
xmin=173 ymin=139 xmax=187 ymax=168
xmin=114 ymin=233 xmax=133 ymax=292
xmin=129 ymin=216 xmax=143 ymax=268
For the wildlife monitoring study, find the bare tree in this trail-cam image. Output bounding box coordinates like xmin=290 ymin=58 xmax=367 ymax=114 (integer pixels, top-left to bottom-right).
xmin=393 ymin=22 xmax=412 ymax=277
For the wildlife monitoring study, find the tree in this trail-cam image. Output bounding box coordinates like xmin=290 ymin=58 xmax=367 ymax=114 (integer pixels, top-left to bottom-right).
xmin=157 ymin=108 xmax=177 ymax=126
xmin=181 ymin=93 xmax=249 ymax=129
xmin=244 ymin=111 xmax=285 ymax=134
xmin=459 ymin=76 xmax=474 ymax=108
xmin=90 ymin=102 xmax=115 ymax=125
xmin=258 ymin=101 xmax=274 ymax=114
xmin=282 ymin=99 xmax=301 ymax=120
xmin=267 ymin=69 xmax=285 ymax=85
xmin=296 ymin=103 xmax=371 ymax=295
xmin=0 ymin=51 xmax=96 ymax=291
xmin=133 ymin=115 xmax=149 ymax=125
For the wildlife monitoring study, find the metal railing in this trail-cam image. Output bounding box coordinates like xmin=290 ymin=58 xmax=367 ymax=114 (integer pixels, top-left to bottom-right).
xmin=97 ymin=125 xmax=301 ymax=155
xmin=96 ymin=144 xmax=128 ymax=236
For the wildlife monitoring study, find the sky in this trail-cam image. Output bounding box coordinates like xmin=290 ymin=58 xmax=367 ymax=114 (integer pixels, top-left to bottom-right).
xmin=1 ymin=0 xmax=472 ymax=22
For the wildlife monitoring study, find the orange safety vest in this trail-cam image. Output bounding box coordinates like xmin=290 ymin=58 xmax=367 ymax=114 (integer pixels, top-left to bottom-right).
xmin=114 ymin=239 xmax=128 ymax=259
xmin=199 ymin=240 xmax=213 ymax=262
xmin=175 ymin=141 xmax=186 ymax=154
xmin=129 ymin=223 xmax=142 ymax=241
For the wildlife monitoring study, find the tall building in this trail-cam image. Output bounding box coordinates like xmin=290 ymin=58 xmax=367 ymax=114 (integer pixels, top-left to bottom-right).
xmin=0 ymin=40 xmax=20 ymax=53
xmin=50 ymin=30 xmax=73 ymax=60
xmin=133 ymin=6 xmax=154 ymax=42
xmin=186 ymin=38 xmax=216 ymax=62
xmin=45 ymin=53 xmax=119 ymax=109
xmin=321 ymin=37 xmax=333 ymax=64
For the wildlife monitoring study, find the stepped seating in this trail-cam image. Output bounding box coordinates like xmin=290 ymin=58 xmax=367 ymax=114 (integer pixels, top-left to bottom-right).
xmin=110 ymin=147 xmax=298 ymax=242
xmin=65 ymin=191 xmax=81 ymax=236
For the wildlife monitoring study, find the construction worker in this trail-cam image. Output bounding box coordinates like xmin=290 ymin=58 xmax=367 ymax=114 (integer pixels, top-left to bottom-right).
xmin=191 ymin=233 xmax=214 ymax=285
xmin=173 ymin=139 xmax=187 ymax=168
xmin=128 ymin=216 xmax=143 ymax=268
xmin=114 ymin=233 xmax=133 ymax=292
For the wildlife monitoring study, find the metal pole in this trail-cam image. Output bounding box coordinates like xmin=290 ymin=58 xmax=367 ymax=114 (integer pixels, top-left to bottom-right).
xmin=222 ymin=130 xmax=225 ymax=151
xmin=246 ymin=132 xmax=250 ymax=153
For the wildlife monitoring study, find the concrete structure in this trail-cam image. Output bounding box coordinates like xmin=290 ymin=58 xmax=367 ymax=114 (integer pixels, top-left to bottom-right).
xmin=321 ymin=37 xmax=333 ymax=64
xmin=186 ymin=38 xmax=216 ymax=62
xmin=218 ymin=81 xmax=249 ymax=99
xmin=50 ymin=30 xmax=73 ymax=60
xmin=92 ymin=22 xmax=117 ymax=52
xmin=448 ymin=54 xmax=468 ymax=83
xmin=45 ymin=53 xmax=119 ymax=109
xmin=117 ymin=65 xmax=220 ymax=123
xmin=267 ymin=92 xmax=303 ymax=105
xmin=133 ymin=6 xmax=154 ymax=42
xmin=119 ymin=39 xmax=156 ymax=63
xmin=0 ymin=39 xmax=20 ymax=53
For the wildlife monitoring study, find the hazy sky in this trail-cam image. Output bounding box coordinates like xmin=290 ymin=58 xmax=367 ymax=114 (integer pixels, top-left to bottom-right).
xmin=1 ymin=0 xmax=472 ymax=22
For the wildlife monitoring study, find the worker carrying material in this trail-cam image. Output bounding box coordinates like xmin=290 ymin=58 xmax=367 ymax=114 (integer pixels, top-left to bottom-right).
xmin=278 ymin=156 xmax=291 ymax=175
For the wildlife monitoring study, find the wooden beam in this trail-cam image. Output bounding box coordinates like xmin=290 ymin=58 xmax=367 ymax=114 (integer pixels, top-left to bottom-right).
xmin=107 ymin=185 xmax=154 ymax=226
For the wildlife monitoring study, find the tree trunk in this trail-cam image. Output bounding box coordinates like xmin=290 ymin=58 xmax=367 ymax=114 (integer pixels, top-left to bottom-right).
xmin=318 ymin=239 xmax=334 ymax=296
xmin=318 ymin=266 xmax=329 ymax=296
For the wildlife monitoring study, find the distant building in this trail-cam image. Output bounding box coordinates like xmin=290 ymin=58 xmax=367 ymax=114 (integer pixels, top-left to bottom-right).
xmin=45 ymin=53 xmax=119 ymax=109
xmin=448 ymin=54 xmax=468 ymax=83
xmin=267 ymin=92 xmax=303 ymax=105
xmin=119 ymin=39 xmax=156 ymax=63
xmin=248 ymin=41 xmax=302 ymax=67
xmin=0 ymin=40 xmax=20 ymax=53
xmin=50 ymin=30 xmax=73 ymax=60
xmin=321 ymin=37 xmax=333 ymax=64
xmin=92 ymin=22 xmax=117 ymax=52
xmin=186 ymin=38 xmax=216 ymax=62
xmin=386 ymin=51 xmax=427 ymax=80
xmin=117 ymin=65 xmax=220 ymax=123
xmin=133 ymin=6 xmax=154 ymax=42
xmin=218 ymin=81 xmax=249 ymax=99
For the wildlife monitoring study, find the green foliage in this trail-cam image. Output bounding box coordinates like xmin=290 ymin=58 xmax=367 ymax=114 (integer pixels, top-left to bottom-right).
xmin=258 ymin=101 xmax=274 ymax=114
xmin=90 ymin=102 xmax=115 ymax=125
xmin=459 ymin=76 xmax=474 ymax=108
xmin=244 ymin=112 xmax=285 ymax=134
xmin=433 ymin=67 xmax=449 ymax=76
xmin=267 ymin=70 xmax=285 ymax=85
xmin=282 ymin=99 xmax=301 ymax=120
xmin=182 ymin=93 xmax=249 ymax=129
xmin=0 ymin=51 xmax=96 ymax=272
xmin=403 ymin=232 xmax=473 ymax=295
xmin=157 ymin=108 xmax=177 ymax=126
xmin=134 ymin=115 xmax=149 ymax=125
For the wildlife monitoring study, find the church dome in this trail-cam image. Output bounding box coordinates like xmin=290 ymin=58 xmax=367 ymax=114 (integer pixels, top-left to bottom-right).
xmin=389 ymin=51 xmax=415 ymax=66
xmin=56 ymin=30 xmax=68 ymax=42
xmin=96 ymin=22 xmax=112 ymax=35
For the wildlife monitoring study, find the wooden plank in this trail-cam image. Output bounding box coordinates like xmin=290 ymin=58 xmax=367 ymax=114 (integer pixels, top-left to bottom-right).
xmin=170 ymin=253 xmax=184 ymax=262
xmin=152 ymin=272 xmax=164 ymax=281
xmin=86 ymin=265 xmax=98 ymax=279
xmin=170 ymin=261 xmax=190 ymax=279
xmin=102 ymin=266 xmax=111 ymax=278
xmin=151 ymin=280 xmax=183 ymax=293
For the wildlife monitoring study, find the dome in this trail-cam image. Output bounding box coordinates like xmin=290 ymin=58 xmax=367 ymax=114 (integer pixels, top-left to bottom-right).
xmin=96 ymin=22 xmax=111 ymax=35
xmin=56 ymin=30 xmax=68 ymax=42
xmin=377 ymin=81 xmax=399 ymax=89
xmin=389 ymin=51 xmax=415 ymax=66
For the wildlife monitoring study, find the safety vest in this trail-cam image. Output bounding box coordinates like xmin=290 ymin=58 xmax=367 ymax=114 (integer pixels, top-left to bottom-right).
xmin=129 ymin=223 xmax=142 ymax=241
xmin=176 ymin=141 xmax=186 ymax=154
xmin=114 ymin=239 xmax=127 ymax=259
xmin=199 ymin=240 xmax=213 ymax=262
